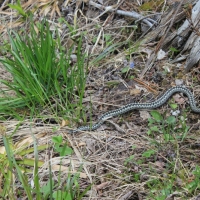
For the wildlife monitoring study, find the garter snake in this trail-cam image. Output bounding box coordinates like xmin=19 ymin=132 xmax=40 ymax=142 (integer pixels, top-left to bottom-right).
xmin=70 ymin=86 xmax=200 ymax=133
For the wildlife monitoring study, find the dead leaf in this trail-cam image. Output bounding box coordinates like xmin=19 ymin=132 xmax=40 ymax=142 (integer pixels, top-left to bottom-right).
xmin=0 ymin=146 xmax=5 ymax=154
xmin=173 ymin=94 xmax=186 ymax=104
xmin=0 ymin=124 xmax=6 ymax=135
xmin=130 ymin=89 xmax=141 ymax=95
xmin=15 ymin=132 xmax=47 ymax=148
xmin=61 ymin=119 xmax=70 ymax=127
xmin=139 ymin=110 xmax=151 ymax=120
xmin=86 ymin=139 xmax=96 ymax=152
xmin=154 ymin=161 xmax=165 ymax=168
xmin=78 ymin=142 xmax=86 ymax=147
xmin=95 ymin=182 xmax=110 ymax=190
xmin=157 ymin=49 xmax=166 ymax=60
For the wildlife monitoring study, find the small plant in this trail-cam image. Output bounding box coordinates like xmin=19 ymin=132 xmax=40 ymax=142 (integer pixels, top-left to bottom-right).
xmin=104 ymin=34 xmax=112 ymax=46
xmin=147 ymin=110 xmax=189 ymax=142
xmin=124 ymin=155 xmax=135 ymax=166
xmin=121 ymin=66 xmax=130 ymax=74
xmin=169 ymin=46 xmax=180 ymax=57
xmin=142 ymin=149 xmax=156 ymax=158
xmin=53 ymin=170 xmax=91 ymax=200
xmin=146 ymin=177 xmax=175 ymax=200
xmin=8 ymin=0 xmax=30 ymax=19
xmin=52 ymin=135 xmax=73 ymax=156
xmin=124 ymin=145 xmax=137 ymax=166
xmin=186 ymin=165 xmax=200 ymax=194
xmin=146 ymin=165 xmax=200 ymax=199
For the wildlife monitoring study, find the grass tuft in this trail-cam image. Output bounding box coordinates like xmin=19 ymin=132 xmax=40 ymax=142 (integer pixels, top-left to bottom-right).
xmin=0 ymin=20 xmax=86 ymax=119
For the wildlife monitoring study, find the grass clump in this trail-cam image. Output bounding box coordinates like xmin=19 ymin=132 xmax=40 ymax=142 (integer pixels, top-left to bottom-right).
xmin=1 ymin=131 xmax=91 ymax=199
xmin=0 ymin=20 xmax=86 ymax=119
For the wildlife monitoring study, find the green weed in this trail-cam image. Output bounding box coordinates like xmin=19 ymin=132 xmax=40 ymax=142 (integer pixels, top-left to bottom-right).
xmin=8 ymin=0 xmax=30 ymax=19
xmin=146 ymin=165 xmax=200 ymax=199
xmin=186 ymin=165 xmax=200 ymax=194
xmin=52 ymin=135 xmax=73 ymax=156
xmin=147 ymin=110 xmax=189 ymax=142
xmin=169 ymin=46 xmax=180 ymax=58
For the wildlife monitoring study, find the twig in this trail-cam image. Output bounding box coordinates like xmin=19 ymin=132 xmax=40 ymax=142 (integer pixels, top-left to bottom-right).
xmin=88 ymin=0 xmax=157 ymax=28
xmin=155 ymin=1 xmax=184 ymax=52
xmin=134 ymin=78 xmax=158 ymax=94
xmin=140 ymin=1 xmax=184 ymax=78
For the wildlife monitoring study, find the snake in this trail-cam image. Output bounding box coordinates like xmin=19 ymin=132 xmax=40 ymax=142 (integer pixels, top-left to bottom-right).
xmin=70 ymin=86 xmax=200 ymax=133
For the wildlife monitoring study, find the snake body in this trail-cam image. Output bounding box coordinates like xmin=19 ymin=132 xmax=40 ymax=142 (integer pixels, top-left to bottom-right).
xmin=70 ymin=86 xmax=200 ymax=133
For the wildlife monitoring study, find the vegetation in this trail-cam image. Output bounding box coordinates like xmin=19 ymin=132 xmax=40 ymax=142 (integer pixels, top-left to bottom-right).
xmin=0 ymin=0 xmax=199 ymax=199
xmin=0 ymin=19 xmax=88 ymax=199
xmin=0 ymin=20 xmax=86 ymax=121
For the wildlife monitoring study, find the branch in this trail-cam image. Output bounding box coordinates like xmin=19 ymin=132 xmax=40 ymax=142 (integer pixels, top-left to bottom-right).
xmin=88 ymin=0 xmax=158 ymax=28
